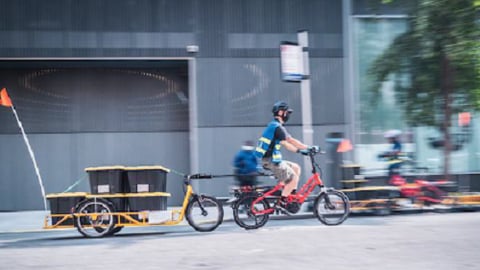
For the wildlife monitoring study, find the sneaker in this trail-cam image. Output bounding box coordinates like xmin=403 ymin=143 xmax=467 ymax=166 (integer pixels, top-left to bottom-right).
xmin=271 ymin=190 xmax=282 ymax=196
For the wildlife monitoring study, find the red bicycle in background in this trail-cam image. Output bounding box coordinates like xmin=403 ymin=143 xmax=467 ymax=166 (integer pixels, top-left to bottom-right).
xmin=231 ymin=147 xmax=350 ymax=229
xmin=389 ymin=174 xmax=456 ymax=206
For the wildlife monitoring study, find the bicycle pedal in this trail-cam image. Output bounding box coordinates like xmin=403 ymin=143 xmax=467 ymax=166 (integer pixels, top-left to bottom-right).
xmin=274 ymin=204 xmax=292 ymax=216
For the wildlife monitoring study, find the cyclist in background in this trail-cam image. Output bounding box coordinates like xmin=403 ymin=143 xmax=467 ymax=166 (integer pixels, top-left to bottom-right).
xmin=379 ymin=129 xmax=404 ymax=177
xmin=255 ymin=101 xmax=310 ymax=208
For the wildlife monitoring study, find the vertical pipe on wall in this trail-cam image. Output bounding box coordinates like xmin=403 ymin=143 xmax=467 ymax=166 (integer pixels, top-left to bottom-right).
xmin=298 ymin=30 xmax=314 ymax=179
xmin=343 ymin=0 xmax=355 ymax=162
xmin=188 ymin=58 xmax=199 ymax=184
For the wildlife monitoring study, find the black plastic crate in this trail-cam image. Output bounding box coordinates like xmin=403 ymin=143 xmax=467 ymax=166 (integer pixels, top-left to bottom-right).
xmin=128 ymin=196 xmax=168 ymax=212
xmin=341 ymin=164 xmax=361 ymax=180
xmin=47 ymin=192 xmax=86 ymax=225
xmin=345 ymin=188 xmax=399 ymax=201
xmin=85 ymin=166 xmax=127 ymax=194
xmin=437 ymin=183 xmax=458 ymax=193
xmin=125 ymin=166 xmax=169 ymax=193
xmin=105 ymin=197 xmax=128 ymax=212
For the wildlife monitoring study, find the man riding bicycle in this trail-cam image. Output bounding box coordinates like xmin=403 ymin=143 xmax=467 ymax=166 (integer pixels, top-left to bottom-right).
xmin=379 ymin=129 xmax=404 ymax=177
xmin=255 ymin=101 xmax=311 ymax=208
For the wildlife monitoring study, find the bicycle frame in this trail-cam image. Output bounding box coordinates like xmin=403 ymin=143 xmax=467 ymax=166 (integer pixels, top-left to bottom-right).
xmin=390 ymin=175 xmax=452 ymax=205
xmin=163 ymin=174 xmax=214 ymax=225
xmin=250 ymin=152 xmax=326 ymax=215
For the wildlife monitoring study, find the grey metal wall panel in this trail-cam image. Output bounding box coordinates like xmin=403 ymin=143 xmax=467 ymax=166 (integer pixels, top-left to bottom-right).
xmin=0 ymin=0 xmax=195 ymax=32
xmin=0 ymin=132 xmax=188 ymax=210
xmin=0 ymin=63 xmax=189 ymax=133
xmin=196 ymin=58 xmax=298 ymax=127
xmin=196 ymin=58 xmax=344 ymax=127
xmin=0 ymin=0 xmax=343 ymax=58
xmin=310 ymin=58 xmax=345 ymax=124
xmin=224 ymin=0 xmax=342 ymax=33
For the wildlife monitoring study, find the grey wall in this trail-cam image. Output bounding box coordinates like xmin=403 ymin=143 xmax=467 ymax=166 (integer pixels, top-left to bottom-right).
xmin=0 ymin=132 xmax=189 ymax=211
xmin=0 ymin=62 xmax=190 ymax=210
xmin=196 ymin=58 xmax=344 ymax=127
xmin=0 ymin=0 xmax=342 ymax=58
xmin=0 ymin=63 xmax=189 ymax=133
xmin=0 ymin=0 xmax=347 ymax=210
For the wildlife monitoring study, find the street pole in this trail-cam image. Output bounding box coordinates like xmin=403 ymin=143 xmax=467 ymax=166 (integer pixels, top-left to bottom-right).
xmin=298 ymin=30 xmax=314 ymax=178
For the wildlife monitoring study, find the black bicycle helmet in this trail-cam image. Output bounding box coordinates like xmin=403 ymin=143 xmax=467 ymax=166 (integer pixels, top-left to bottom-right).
xmin=272 ymin=101 xmax=292 ymax=115
xmin=272 ymin=101 xmax=293 ymax=122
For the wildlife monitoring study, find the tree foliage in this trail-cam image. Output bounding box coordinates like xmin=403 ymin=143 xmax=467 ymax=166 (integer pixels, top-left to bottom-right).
xmin=370 ymin=0 xmax=480 ymax=127
xmin=368 ymin=0 xmax=480 ymax=176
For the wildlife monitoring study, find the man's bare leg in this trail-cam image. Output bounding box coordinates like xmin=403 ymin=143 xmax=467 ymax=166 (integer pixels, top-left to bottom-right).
xmin=281 ymin=162 xmax=301 ymax=197
xmin=282 ymin=175 xmax=298 ymax=197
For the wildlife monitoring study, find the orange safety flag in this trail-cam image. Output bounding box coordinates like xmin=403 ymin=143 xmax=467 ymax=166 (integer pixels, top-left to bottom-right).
xmin=458 ymin=112 xmax=471 ymax=127
xmin=337 ymin=139 xmax=353 ymax=153
xmin=0 ymin=88 xmax=12 ymax=107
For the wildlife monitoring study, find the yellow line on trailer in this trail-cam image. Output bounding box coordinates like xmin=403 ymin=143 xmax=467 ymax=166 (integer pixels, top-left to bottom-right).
xmin=85 ymin=192 xmax=171 ymax=198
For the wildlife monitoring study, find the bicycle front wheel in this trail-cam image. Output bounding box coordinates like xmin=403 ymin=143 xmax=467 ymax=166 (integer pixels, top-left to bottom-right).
xmin=186 ymin=195 xmax=224 ymax=232
xmin=232 ymin=195 xmax=270 ymax=230
xmin=313 ymin=190 xmax=350 ymax=226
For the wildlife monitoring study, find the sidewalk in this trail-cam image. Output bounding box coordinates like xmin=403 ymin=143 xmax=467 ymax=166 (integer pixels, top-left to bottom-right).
xmin=0 ymin=204 xmax=314 ymax=234
xmin=0 ymin=211 xmax=50 ymax=233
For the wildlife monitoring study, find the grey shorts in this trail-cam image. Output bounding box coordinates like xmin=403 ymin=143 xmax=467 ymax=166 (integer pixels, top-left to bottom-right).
xmin=262 ymin=158 xmax=295 ymax=184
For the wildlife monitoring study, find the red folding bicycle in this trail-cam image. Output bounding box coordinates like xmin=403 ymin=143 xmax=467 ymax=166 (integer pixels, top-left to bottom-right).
xmin=232 ymin=146 xmax=350 ymax=229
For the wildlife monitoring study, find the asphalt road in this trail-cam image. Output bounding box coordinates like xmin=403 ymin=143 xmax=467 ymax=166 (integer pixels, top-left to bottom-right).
xmin=0 ymin=211 xmax=479 ymax=270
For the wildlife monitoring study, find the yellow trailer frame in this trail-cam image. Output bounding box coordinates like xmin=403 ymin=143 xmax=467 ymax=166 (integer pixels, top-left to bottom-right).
xmin=44 ymin=173 xmax=225 ymax=238
xmin=44 ymin=191 xmax=174 ymax=229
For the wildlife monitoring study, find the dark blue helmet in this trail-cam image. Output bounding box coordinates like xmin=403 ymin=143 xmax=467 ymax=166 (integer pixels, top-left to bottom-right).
xmin=272 ymin=101 xmax=292 ymax=115
xmin=272 ymin=101 xmax=293 ymax=122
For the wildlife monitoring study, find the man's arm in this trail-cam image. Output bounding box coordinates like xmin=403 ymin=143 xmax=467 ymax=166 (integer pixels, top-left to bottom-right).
xmin=281 ymin=137 xmax=308 ymax=153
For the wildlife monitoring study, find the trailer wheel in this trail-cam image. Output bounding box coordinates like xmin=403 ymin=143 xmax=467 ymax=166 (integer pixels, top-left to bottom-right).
xmin=75 ymin=198 xmax=116 ymax=238
xmin=109 ymin=226 xmax=123 ymax=235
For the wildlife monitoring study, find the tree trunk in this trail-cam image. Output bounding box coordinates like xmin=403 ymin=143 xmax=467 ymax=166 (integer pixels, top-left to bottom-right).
xmin=441 ymin=54 xmax=454 ymax=181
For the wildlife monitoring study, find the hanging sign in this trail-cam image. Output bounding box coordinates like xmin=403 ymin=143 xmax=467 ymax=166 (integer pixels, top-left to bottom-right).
xmin=280 ymin=41 xmax=304 ymax=82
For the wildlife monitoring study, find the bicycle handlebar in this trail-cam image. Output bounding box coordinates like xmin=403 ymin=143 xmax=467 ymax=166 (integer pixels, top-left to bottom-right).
xmin=298 ymin=145 xmax=325 ymax=175
xmin=298 ymin=145 xmax=325 ymax=156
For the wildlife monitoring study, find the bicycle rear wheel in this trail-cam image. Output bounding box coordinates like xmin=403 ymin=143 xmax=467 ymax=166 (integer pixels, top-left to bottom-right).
xmin=232 ymin=195 xmax=270 ymax=230
xmin=186 ymin=195 xmax=224 ymax=232
xmin=313 ymin=190 xmax=350 ymax=226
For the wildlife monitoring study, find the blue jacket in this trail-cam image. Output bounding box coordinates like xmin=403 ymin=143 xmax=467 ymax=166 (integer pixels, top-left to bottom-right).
xmin=255 ymin=120 xmax=282 ymax=163
xmin=233 ymin=149 xmax=258 ymax=175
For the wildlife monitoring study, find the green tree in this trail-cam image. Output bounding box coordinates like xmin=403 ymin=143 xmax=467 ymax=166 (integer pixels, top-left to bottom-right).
xmin=369 ymin=0 xmax=480 ymax=178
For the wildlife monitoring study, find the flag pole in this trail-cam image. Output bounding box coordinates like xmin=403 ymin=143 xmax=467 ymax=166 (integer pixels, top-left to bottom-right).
xmin=10 ymin=105 xmax=48 ymax=211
